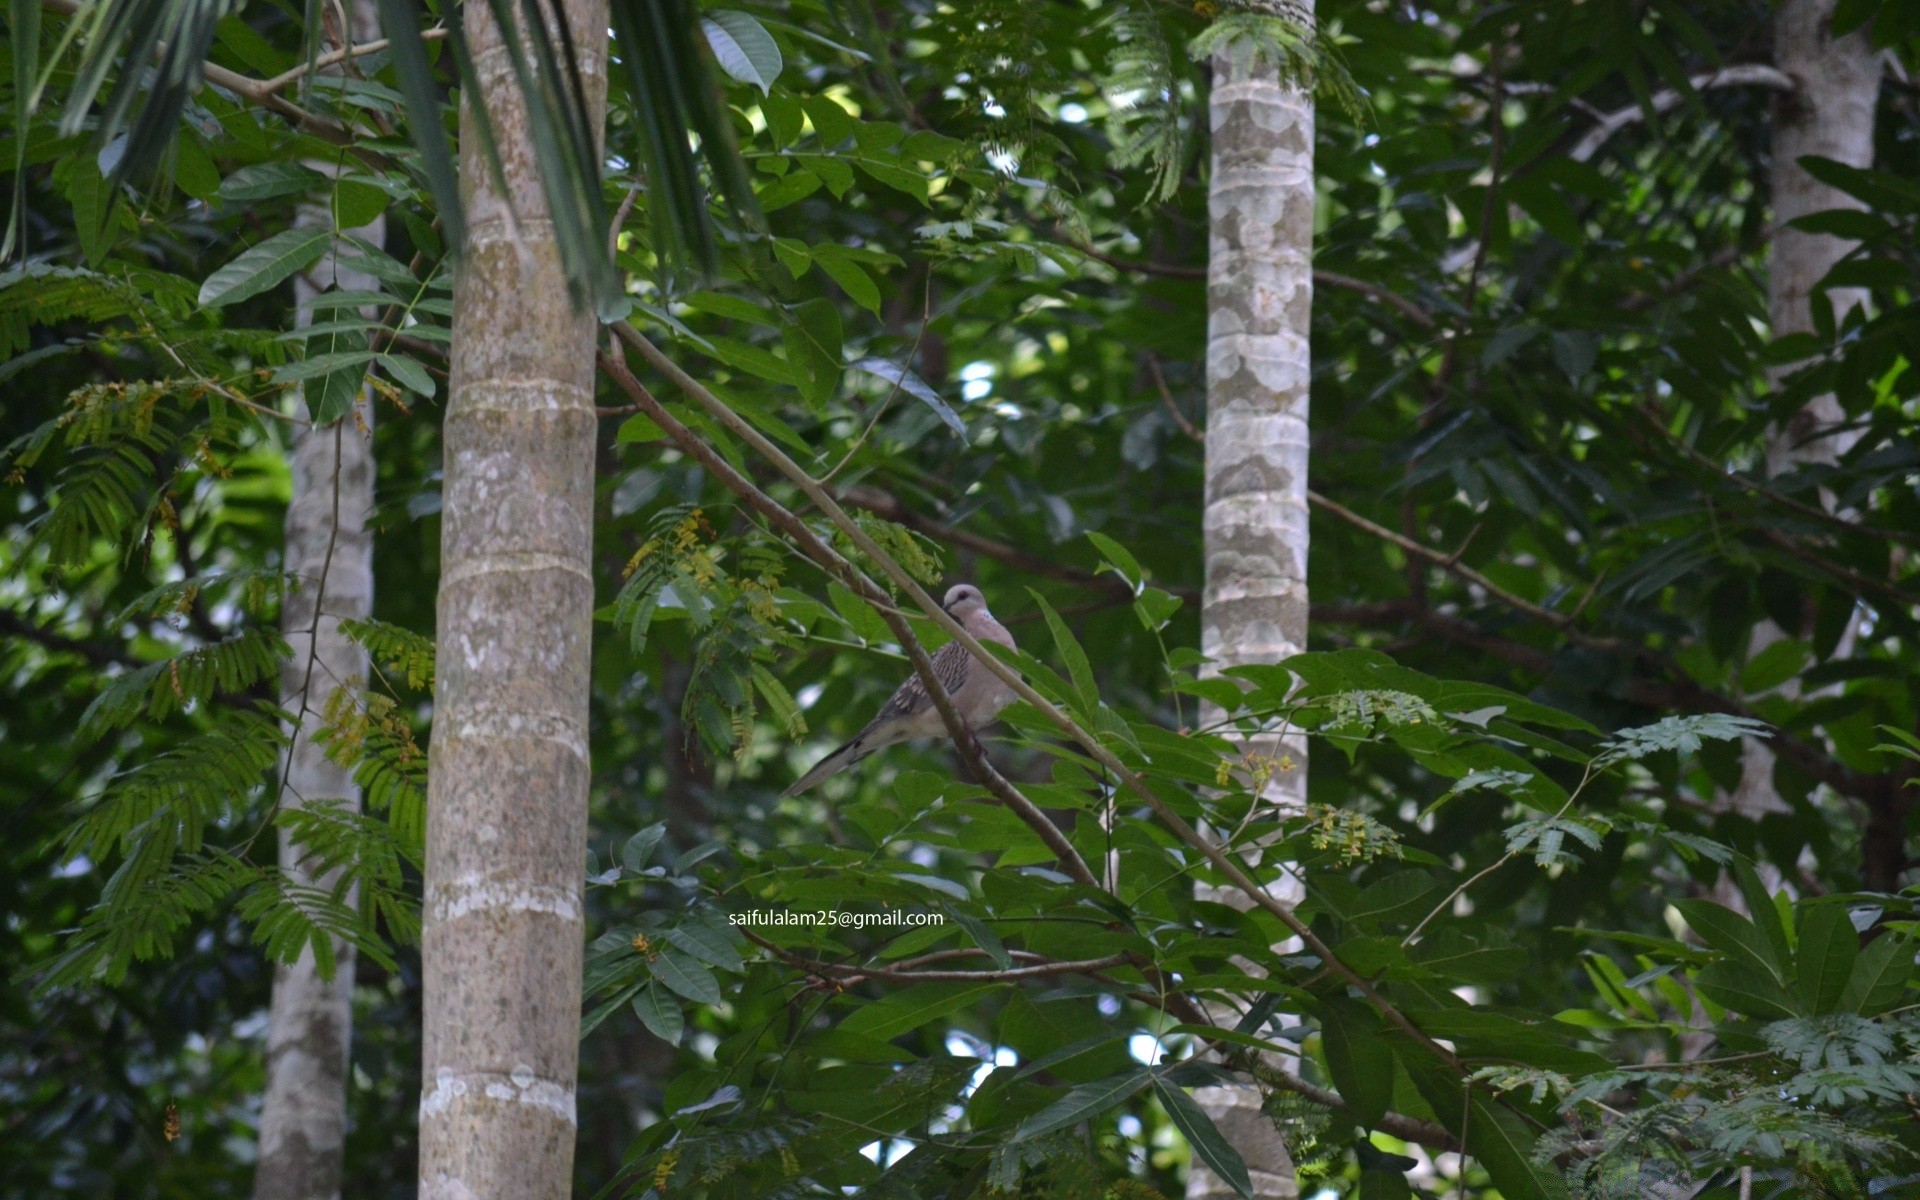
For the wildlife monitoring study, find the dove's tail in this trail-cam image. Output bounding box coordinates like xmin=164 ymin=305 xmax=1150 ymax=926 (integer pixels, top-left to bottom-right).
xmin=782 ymin=725 xmax=890 ymax=797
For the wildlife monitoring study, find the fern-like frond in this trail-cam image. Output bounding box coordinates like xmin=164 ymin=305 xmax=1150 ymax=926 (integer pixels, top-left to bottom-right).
xmin=1189 ymin=8 xmax=1365 ymax=121
xmin=78 ymin=630 xmax=289 ymax=736
xmin=66 ymin=706 xmax=286 ymax=861
xmin=1104 ymin=6 xmax=1188 ymax=205
xmin=41 ymin=852 xmax=261 ymax=988
xmin=118 ymin=568 xmax=292 ymax=625
xmin=340 ymin=616 xmax=437 ymax=691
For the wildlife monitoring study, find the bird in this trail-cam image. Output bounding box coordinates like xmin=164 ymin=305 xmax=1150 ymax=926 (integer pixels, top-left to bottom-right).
xmin=782 ymin=583 xmax=1018 ymax=797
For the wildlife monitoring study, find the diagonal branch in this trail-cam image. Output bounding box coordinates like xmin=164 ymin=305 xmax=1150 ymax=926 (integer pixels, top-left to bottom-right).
xmin=1571 ymin=64 xmax=1796 ymax=163
xmin=608 ymin=320 xmax=1463 ymax=1072
xmin=597 ymin=343 xmax=1101 ymax=891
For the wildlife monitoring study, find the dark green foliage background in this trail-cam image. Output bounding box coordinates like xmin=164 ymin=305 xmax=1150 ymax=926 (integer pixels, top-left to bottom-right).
xmin=4 ymin=0 xmax=1920 ymax=1197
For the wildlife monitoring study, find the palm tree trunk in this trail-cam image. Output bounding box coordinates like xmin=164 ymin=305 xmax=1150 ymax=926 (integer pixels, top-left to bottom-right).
xmin=1730 ymin=0 xmax=1880 ymax=825
xmin=1193 ymin=5 xmax=1315 ymax=1196
xmin=255 ymin=6 xmax=382 ymax=1198
xmin=417 ymin=0 xmax=607 ymax=1195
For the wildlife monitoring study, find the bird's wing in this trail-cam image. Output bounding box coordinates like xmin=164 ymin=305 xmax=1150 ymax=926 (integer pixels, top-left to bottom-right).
xmin=871 ymin=639 xmax=972 ymax=725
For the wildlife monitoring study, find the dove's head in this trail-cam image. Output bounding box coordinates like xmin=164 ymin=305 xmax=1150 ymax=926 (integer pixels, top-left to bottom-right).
xmin=941 ymin=584 xmax=989 ymax=621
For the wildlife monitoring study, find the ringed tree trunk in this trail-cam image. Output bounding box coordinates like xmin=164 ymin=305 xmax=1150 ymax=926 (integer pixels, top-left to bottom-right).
xmin=254 ymin=5 xmax=383 ymax=1199
xmin=1729 ymin=0 xmax=1881 ymax=830
xmin=1193 ymin=3 xmax=1315 ymax=1196
xmin=417 ymin=0 xmax=608 ymax=1196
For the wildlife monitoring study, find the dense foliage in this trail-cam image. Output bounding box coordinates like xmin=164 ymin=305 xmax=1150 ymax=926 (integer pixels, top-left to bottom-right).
xmin=4 ymin=1 xmax=1919 ymax=1197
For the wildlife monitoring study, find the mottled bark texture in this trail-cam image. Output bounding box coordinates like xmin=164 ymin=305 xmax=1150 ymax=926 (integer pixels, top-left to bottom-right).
xmin=1730 ymin=0 xmax=1880 ymax=822
xmin=1193 ymin=8 xmax=1315 ymax=1197
xmin=417 ymin=0 xmax=607 ymax=1196
xmin=255 ymin=7 xmax=382 ymax=1199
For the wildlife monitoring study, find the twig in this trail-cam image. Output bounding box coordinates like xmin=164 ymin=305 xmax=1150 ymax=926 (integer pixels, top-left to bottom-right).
xmin=1146 ymin=353 xmax=1202 ymax=442
xmin=254 ymin=28 xmax=448 ymax=98
xmin=1059 ymin=233 xmax=1437 ymax=328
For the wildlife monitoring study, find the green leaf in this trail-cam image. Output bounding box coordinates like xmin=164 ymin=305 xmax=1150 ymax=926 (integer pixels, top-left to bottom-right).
xmin=1841 ymin=933 xmax=1913 ymax=1015
xmin=1152 ymin=1076 xmax=1252 ymax=1200
xmin=848 ymin=357 xmax=964 ymax=436
xmin=854 ymin=157 xmax=931 ymax=202
xmin=702 ymin=10 xmax=783 ymax=93
xmin=839 ymin=980 xmax=1002 ymax=1040
xmin=651 ymin=946 xmax=722 ymax=1004
xmin=948 ymin=907 xmax=1011 ymax=970
xmin=1741 ymin=639 xmax=1811 ymax=693
xmin=813 ymin=247 xmax=881 ymax=314
xmin=622 ymin=823 xmax=667 ymax=872
xmin=378 ymin=353 xmax=435 ymax=398
xmin=1010 ymin=1067 xmax=1150 ymax=1142
xmin=1320 ymin=998 xmax=1393 ymax=1127
xmin=1675 ymin=898 xmax=1787 ymax=985
xmin=1731 ymin=856 xmax=1792 ymax=974
xmin=199 ymin=228 xmax=333 ymax=307
xmin=663 ymin=915 xmax=744 ymax=972
xmin=756 ymin=169 xmax=822 ymax=212
xmin=761 ymin=89 xmax=804 ymax=147
xmin=1693 ymin=960 xmax=1797 ymax=1019
xmin=1029 ymin=590 xmax=1097 ymax=712
xmin=802 ymin=95 xmax=854 ymax=147
xmin=1085 ymin=531 xmax=1142 ymax=589
xmin=632 ymin=981 xmax=685 ymax=1042
xmin=1793 ymin=903 xmax=1858 ymax=1015
xmin=783 ymin=298 xmax=843 ymax=405
xmin=217 ymin=162 xmax=327 ymax=202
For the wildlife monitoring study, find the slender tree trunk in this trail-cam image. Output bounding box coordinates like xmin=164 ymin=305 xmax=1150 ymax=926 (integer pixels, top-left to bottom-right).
xmin=1729 ymin=0 xmax=1880 ymax=823
xmin=255 ymin=6 xmax=383 ymax=1198
xmin=1193 ymin=5 xmax=1315 ymax=1196
xmin=417 ymin=0 xmax=607 ymax=1195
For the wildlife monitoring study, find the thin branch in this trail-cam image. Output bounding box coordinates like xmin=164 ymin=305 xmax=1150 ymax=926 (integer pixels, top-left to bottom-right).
xmin=837 ymin=485 xmax=1196 ymax=603
xmin=42 ymin=0 xmax=342 ymax=139
xmin=1571 ymin=65 xmax=1797 ymax=163
xmin=608 ymin=321 xmax=1464 ymax=1072
xmin=1147 ymin=353 xmax=1203 ymax=442
xmin=254 ymin=28 xmax=447 ymax=98
xmin=0 ymin=609 xmax=142 ymax=669
xmin=1058 ymin=233 xmax=1437 ymax=328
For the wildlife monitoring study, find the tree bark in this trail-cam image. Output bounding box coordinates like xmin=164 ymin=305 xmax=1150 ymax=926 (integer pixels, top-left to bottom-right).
xmin=255 ymin=6 xmax=382 ymax=1198
xmin=417 ymin=0 xmax=607 ymax=1196
xmin=1194 ymin=5 xmax=1315 ymax=1196
xmin=1730 ymin=0 xmax=1881 ymax=823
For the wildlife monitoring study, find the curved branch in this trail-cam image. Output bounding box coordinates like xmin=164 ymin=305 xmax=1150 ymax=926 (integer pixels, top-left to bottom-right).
xmin=1572 ymin=65 xmax=1796 ymax=163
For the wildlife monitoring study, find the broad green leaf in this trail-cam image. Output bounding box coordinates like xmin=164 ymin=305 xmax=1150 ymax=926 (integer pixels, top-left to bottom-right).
xmin=1029 ymin=590 xmax=1097 ymax=712
xmin=854 ymin=157 xmax=930 ymax=202
xmin=1731 ymin=856 xmax=1792 ymax=973
xmin=663 ymin=917 xmax=744 ymax=973
xmin=199 ymin=228 xmax=333 ymax=307
xmin=1152 ymin=1075 xmax=1252 ymax=1200
xmin=702 ymin=11 xmax=782 ymax=93
xmin=839 ymin=980 xmax=1001 ymax=1040
xmin=813 ymin=249 xmax=881 ymax=314
xmin=1841 ymin=933 xmax=1914 ymax=1015
xmin=378 ymin=353 xmax=435 ymax=398
xmin=1794 ymin=903 xmax=1859 ymax=1014
xmin=849 ymin=357 xmax=964 ymax=435
xmin=622 ymin=823 xmax=667 ymax=872
xmin=1011 ymin=1067 xmax=1150 ymax=1142
xmin=632 ymin=981 xmax=685 ymax=1042
xmin=1320 ymin=998 xmax=1393 ymax=1127
xmin=1085 ymin=531 xmax=1142 ymax=589
xmin=216 ymin=162 xmax=326 ymax=202
xmin=801 ymin=95 xmax=854 ymax=147
xmin=1694 ymin=960 xmax=1797 ymax=1019
xmin=651 ymin=947 xmax=722 ymax=1005
xmin=1675 ymin=898 xmax=1787 ymax=985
